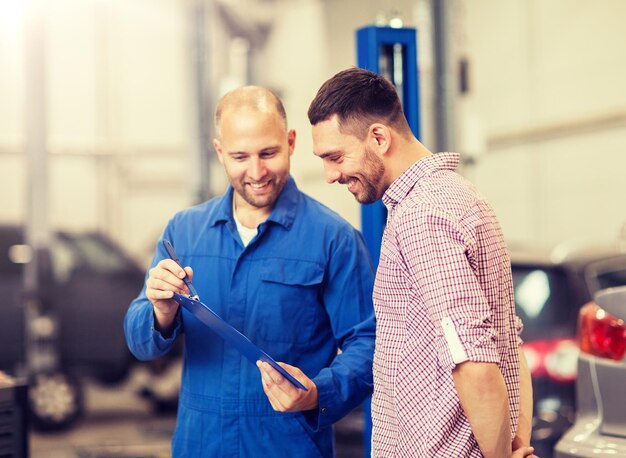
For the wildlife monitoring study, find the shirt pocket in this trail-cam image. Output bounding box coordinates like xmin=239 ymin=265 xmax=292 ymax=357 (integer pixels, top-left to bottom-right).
xmin=256 ymin=259 xmax=325 ymax=344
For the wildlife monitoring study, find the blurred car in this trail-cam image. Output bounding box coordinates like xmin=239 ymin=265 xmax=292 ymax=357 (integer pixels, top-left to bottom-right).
xmin=554 ymin=286 xmax=626 ymax=457
xmin=511 ymin=246 xmax=626 ymax=457
xmin=333 ymin=245 xmax=626 ymax=457
xmin=0 ymin=224 xmax=146 ymax=429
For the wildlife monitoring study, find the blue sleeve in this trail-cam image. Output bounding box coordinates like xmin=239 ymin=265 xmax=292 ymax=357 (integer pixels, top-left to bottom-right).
xmin=303 ymin=227 xmax=376 ymax=430
xmin=123 ymin=224 xmax=183 ymax=361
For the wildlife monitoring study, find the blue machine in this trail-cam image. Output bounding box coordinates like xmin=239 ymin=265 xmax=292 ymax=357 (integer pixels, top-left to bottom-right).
xmin=356 ymin=25 xmax=421 ymax=456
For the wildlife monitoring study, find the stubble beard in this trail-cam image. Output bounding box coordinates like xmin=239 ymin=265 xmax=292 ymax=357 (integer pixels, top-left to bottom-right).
xmin=236 ymin=172 xmax=289 ymax=210
xmin=354 ymin=148 xmax=386 ymax=204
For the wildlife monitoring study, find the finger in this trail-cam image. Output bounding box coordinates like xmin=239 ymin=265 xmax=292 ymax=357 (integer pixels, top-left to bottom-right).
xmin=263 ymin=381 xmax=285 ymax=412
xmin=266 ymin=362 xmax=286 ymax=385
xmin=277 ymin=362 xmax=308 ymax=392
xmin=258 ymin=361 xmax=275 ymax=392
xmin=184 ymin=266 xmax=194 ymax=282
xmin=146 ymin=276 xmax=185 ymax=293
xmin=261 ymin=362 xmax=296 ymax=395
xmin=257 ymin=362 xmax=286 ymax=411
xmin=157 ymin=259 xmax=189 ymax=282
xmin=146 ymin=277 xmax=170 ymax=293
xmin=265 ymin=392 xmax=284 ymax=411
xmin=150 ymin=267 xmax=187 ymax=292
xmin=259 ymin=361 xmax=285 ymax=392
xmin=261 ymin=363 xmax=302 ymax=412
xmin=146 ymin=288 xmax=175 ymax=301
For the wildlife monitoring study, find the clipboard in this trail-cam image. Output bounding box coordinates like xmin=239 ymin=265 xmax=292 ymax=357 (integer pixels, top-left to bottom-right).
xmin=172 ymin=293 xmax=308 ymax=391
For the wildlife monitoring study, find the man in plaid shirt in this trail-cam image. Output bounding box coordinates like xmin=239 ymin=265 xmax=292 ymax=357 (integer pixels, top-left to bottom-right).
xmin=308 ymin=68 xmax=535 ymax=458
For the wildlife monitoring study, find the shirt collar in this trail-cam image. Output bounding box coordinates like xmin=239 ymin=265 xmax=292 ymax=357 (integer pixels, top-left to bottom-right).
xmin=209 ymin=176 xmax=298 ymax=229
xmin=382 ymin=152 xmax=460 ymax=209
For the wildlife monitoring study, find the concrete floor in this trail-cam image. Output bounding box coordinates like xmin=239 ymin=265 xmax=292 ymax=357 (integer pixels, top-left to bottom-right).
xmin=29 ymin=375 xmax=364 ymax=458
xmin=30 ymin=379 xmax=174 ymax=458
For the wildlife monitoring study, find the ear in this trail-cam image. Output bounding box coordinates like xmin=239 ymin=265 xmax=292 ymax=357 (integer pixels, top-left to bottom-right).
xmin=287 ymin=129 xmax=296 ymax=156
xmin=213 ymin=138 xmax=224 ymax=165
xmin=368 ymin=123 xmax=391 ymax=155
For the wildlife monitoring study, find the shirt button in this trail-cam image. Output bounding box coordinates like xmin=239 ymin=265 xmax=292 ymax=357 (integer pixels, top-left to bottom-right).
xmin=321 ymin=407 xmax=327 ymax=414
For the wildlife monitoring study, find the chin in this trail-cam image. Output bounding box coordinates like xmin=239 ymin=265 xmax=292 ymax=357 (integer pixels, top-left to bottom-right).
xmin=352 ymin=193 xmax=371 ymax=204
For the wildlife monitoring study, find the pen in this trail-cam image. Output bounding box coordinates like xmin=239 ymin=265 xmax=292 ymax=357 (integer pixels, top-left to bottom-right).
xmin=162 ymin=239 xmax=200 ymax=300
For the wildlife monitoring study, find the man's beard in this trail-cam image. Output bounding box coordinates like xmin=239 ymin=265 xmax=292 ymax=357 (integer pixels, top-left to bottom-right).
xmin=234 ymin=172 xmax=288 ymax=210
xmin=351 ymin=147 xmax=386 ymax=204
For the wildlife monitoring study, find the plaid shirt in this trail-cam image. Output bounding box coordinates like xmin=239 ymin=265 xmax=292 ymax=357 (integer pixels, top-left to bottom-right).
xmin=371 ymin=153 xmax=522 ymax=457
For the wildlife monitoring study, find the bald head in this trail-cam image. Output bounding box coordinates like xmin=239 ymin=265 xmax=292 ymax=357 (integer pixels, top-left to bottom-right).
xmin=215 ymin=86 xmax=287 ymax=138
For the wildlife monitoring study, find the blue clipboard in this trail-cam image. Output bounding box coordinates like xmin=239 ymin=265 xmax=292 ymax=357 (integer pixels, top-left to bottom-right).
xmin=172 ymin=293 xmax=308 ymax=391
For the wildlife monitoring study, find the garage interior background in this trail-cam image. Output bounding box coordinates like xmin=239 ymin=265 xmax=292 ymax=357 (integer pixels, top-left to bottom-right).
xmin=1 ymin=0 xmax=625 ymax=266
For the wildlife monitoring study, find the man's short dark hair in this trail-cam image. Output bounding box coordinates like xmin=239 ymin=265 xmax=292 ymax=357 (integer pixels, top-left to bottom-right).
xmin=307 ymin=67 xmax=411 ymax=139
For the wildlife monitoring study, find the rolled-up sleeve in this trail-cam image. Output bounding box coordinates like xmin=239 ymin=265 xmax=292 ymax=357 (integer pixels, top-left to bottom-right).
xmin=395 ymin=206 xmax=501 ymax=372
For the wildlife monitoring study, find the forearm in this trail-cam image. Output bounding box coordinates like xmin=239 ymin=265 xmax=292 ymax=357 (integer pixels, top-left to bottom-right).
xmin=452 ymin=361 xmax=511 ymax=458
xmin=124 ymin=297 xmax=180 ymax=360
xmin=515 ymin=346 xmax=533 ymax=445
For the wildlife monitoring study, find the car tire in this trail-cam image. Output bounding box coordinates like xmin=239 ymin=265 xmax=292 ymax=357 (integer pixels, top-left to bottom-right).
xmin=93 ymin=360 xmax=132 ymax=385
xmin=28 ymin=370 xmax=83 ymax=431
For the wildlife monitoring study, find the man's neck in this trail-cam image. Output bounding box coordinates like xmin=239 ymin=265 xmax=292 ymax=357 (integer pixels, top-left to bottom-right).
xmin=233 ymin=194 xmax=271 ymax=228
xmin=386 ymin=137 xmax=433 ymax=185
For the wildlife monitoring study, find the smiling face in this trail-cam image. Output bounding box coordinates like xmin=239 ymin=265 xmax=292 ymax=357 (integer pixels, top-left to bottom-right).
xmin=214 ymin=107 xmax=294 ymax=216
xmin=312 ymin=116 xmax=386 ymax=204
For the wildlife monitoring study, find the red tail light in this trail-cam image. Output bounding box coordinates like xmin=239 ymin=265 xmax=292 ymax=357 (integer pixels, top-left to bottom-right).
xmin=523 ymin=338 xmax=578 ymax=382
xmin=578 ymin=301 xmax=626 ymax=361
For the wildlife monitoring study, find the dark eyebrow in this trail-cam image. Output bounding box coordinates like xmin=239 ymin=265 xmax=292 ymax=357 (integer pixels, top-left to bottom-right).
xmin=316 ymin=150 xmax=341 ymax=159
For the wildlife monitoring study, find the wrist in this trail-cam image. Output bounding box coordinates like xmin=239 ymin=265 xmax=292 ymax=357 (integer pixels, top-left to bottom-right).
xmin=305 ymin=383 xmax=319 ymax=411
xmin=154 ymin=305 xmax=178 ymax=336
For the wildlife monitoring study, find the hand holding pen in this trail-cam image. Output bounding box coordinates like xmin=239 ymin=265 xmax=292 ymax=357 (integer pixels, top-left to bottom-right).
xmin=144 ymin=239 xmax=198 ymax=333
xmin=162 ymin=240 xmax=200 ymax=300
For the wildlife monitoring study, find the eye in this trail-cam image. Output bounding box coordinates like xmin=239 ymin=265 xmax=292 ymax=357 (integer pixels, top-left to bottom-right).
xmin=260 ymin=149 xmax=278 ymax=159
xmin=328 ymin=155 xmax=342 ymax=163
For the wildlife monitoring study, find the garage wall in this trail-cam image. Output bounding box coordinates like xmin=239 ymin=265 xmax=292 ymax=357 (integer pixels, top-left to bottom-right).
xmin=260 ymin=0 xmax=434 ymax=229
xmin=261 ymin=0 xmax=626 ymax=252
xmin=1 ymin=0 xmax=625 ymax=263
xmin=460 ymin=0 xmax=626 ymax=249
xmin=0 ymin=0 xmax=192 ymax=265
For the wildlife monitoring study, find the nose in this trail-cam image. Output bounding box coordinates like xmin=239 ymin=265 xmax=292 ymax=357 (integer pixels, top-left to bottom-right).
xmin=324 ymin=163 xmax=341 ymax=184
xmin=249 ymin=157 xmax=267 ymax=181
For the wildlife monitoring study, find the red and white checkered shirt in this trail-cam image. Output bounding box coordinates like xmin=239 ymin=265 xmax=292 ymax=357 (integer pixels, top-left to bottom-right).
xmin=371 ymin=153 xmax=522 ymax=457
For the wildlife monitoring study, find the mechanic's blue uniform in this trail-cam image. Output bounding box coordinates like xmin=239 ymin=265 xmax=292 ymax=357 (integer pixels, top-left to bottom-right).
xmin=124 ymin=178 xmax=376 ymax=457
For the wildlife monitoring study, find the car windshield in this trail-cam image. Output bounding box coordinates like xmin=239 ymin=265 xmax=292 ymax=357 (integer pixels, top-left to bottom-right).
xmin=512 ymin=266 xmax=577 ymax=341
xmin=55 ymin=233 xmax=133 ymax=276
xmin=595 ymin=268 xmax=626 ymax=291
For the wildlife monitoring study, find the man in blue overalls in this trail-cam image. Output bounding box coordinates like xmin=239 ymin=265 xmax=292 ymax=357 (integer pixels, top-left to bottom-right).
xmin=124 ymin=86 xmax=376 ymax=457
